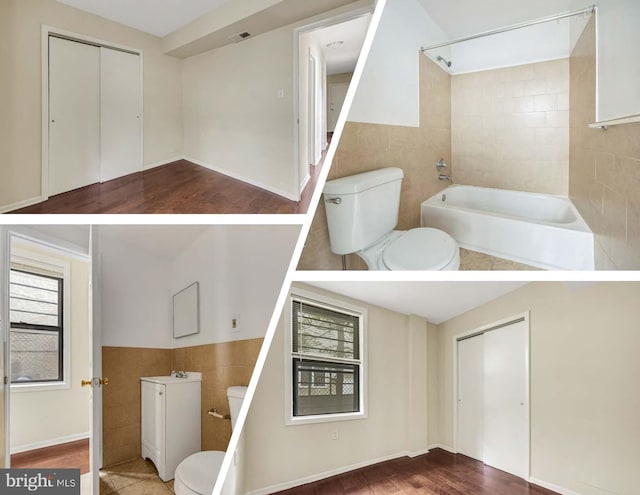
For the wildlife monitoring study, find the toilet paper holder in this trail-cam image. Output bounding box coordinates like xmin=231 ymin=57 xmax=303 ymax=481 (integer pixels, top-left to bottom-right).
xmin=207 ymin=408 xmax=230 ymax=420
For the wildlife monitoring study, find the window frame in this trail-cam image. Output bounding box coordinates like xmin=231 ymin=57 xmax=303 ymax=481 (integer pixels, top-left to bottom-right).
xmin=284 ymin=287 xmax=367 ymax=426
xmin=9 ymin=248 xmax=71 ymax=392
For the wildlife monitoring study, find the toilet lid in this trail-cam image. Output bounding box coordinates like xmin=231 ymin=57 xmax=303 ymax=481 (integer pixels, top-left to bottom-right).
xmin=382 ymin=228 xmax=457 ymax=270
xmin=176 ymin=451 xmax=225 ymax=495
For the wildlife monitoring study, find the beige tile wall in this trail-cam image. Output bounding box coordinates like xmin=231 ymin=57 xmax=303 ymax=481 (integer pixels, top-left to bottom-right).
xmin=102 ymin=347 xmax=172 ymax=467
xmin=171 ymin=338 xmax=263 ymax=452
xmin=102 ymin=339 xmax=263 ymax=467
xmin=569 ymin=17 xmax=640 ymax=269
xmin=451 ymin=59 xmax=570 ymax=195
xmin=299 ymin=54 xmax=452 ymax=270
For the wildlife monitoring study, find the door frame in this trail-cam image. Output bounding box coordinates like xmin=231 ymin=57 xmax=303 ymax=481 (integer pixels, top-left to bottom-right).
xmin=41 ymin=26 xmax=144 ymax=202
xmin=2 ymin=228 xmax=93 ymax=477
xmin=307 ymin=53 xmax=317 ymax=168
xmin=292 ymin=6 xmax=373 ymax=200
xmin=451 ymin=311 xmax=530 ymax=479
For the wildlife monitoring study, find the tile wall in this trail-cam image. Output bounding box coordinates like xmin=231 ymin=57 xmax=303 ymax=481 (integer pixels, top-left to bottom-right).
xmin=299 ymin=53 xmax=452 ymax=270
xmin=451 ymin=59 xmax=570 ymax=195
xmin=569 ymin=16 xmax=640 ymax=269
xmin=102 ymin=338 xmax=263 ymax=467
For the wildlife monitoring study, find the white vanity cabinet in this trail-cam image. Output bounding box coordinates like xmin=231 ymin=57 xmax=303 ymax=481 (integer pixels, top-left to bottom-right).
xmin=140 ymin=373 xmax=201 ymax=481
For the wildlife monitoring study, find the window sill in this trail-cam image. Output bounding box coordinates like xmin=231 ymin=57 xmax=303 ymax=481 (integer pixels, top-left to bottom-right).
xmin=286 ymin=410 xmax=367 ymax=426
xmin=11 ymin=381 xmax=71 ymax=393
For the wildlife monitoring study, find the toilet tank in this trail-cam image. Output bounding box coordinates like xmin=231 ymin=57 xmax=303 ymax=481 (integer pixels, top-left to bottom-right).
xmin=323 ymin=168 xmax=404 ymax=255
xmin=227 ymin=386 xmax=247 ymax=430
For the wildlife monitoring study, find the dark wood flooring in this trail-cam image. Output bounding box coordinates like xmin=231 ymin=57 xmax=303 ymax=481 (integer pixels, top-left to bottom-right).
xmin=10 ymin=157 xmax=324 ymax=215
xmin=11 ymin=438 xmax=90 ymax=475
xmin=274 ymin=449 xmax=558 ymax=495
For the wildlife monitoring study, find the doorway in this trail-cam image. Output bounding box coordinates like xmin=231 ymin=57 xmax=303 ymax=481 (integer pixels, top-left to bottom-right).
xmin=44 ymin=29 xmax=143 ymax=200
xmin=454 ymin=313 xmax=530 ymax=480
xmin=1 ymin=226 xmax=101 ymax=495
xmin=295 ymin=10 xmax=373 ymax=197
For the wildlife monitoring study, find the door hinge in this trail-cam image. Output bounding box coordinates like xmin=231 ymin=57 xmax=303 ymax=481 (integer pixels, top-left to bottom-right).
xmin=4 ymin=376 xmax=7 ymax=385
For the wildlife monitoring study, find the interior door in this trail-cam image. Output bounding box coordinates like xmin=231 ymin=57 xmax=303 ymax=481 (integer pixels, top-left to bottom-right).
xmin=328 ymin=82 xmax=349 ymax=132
xmin=0 ymin=226 xmax=7 ymax=467
xmin=483 ymin=321 xmax=528 ymax=478
xmin=90 ymin=226 xmax=102 ymax=495
xmin=457 ymin=334 xmax=484 ymax=461
xmin=308 ymin=54 xmax=317 ymax=167
xmin=49 ymin=37 xmax=100 ymax=196
xmin=99 ymin=48 xmax=142 ymax=182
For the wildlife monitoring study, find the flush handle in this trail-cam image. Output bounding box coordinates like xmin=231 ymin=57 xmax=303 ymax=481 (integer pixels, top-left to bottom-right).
xmin=326 ymin=197 xmax=342 ymax=205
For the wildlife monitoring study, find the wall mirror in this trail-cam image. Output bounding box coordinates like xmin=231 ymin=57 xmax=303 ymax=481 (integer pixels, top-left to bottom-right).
xmin=173 ymin=282 xmax=199 ymax=338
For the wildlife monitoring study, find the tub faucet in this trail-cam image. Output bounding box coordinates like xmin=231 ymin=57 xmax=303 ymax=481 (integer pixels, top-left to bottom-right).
xmin=172 ymin=370 xmax=188 ymax=378
xmin=439 ymin=174 xmax=452 ymax=182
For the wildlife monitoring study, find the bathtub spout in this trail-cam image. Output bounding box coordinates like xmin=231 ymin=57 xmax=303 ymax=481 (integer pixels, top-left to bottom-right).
xmin=439 ymin=174 xmax=452 ymax=182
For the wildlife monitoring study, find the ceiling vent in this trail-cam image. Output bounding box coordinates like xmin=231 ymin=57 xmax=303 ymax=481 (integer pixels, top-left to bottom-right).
xmin=229 ymin=32 xmax=252 ymax=43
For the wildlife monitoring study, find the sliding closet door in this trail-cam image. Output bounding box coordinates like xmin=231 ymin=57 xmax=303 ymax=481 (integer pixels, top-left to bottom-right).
xmin=100 ymin=47 xmax=142 ymax=182
xmin=457 ymin=334 xmax=484 ymax=461
xmin=49 ymin=37 xmax=100 ymax=196
xmin=483 ymin=321 xmax=528 ymax=478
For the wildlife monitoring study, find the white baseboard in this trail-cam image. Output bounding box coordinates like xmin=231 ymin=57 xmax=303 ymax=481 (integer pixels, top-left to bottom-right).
xmin=0 ymin=196 xmax=44 ymax=214
xmin=408 ymin=448 xmax=430 ymax=458
xmin=528 ymin=477 xmax=583 ymax=495
xmin=426 ymin=443 xmax=456 ymax=454
xmin=144 ymin=156 xmax=184 ymax=171
xmin=184 ymin=155 xmax=299 ymax=202
xmin=299 ymin=173 xmax=311 ymax=193
xmin=246 ymin=451 xmax=411 ymax=495
xmin=11 ymin=432 xmax=90 ymax=454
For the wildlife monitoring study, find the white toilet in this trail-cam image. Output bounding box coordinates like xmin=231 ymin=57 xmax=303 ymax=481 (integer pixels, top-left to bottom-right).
xmin=174 ymin=386 xmax=247 ymax=495
xmin=324 ymin=167 xmax=460 ymax=270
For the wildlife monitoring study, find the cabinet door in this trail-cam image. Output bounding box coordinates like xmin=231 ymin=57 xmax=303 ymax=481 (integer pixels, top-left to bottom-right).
xmin=141 ymin=382 xmax=164 ymax=455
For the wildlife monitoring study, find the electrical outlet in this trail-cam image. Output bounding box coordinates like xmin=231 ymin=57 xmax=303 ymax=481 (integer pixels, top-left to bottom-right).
xmin=276 ymin=88 xmax=285 ymax=99
xmin=331 ymin=431 xmax=339 ymax=440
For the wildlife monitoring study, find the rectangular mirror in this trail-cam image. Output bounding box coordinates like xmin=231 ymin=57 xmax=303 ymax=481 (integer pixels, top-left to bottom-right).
xmin=173 ymin=282 xmax=199 ymax=338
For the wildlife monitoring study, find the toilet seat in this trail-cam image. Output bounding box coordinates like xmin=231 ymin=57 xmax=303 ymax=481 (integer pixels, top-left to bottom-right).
xmin=174 ymin=451 xmax=225 ymax=495
xmin=382 ymin=228 xmax=458 ymax=270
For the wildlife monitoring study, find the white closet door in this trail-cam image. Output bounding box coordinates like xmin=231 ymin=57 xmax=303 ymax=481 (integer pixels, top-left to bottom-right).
xmin=100 ymin=47 xmax=142 ymax=182
xmin=49 ymin=37 xmax=100 ymax=196
xmin=328 ymin=83 xmax=349 ymax=132
xmin=483 ymin=321 xmax=528 ymax=478
xmin=457 ymin=334 xmax=484 ymax=461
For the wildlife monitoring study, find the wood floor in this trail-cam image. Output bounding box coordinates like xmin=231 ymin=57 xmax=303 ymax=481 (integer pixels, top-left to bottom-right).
xmin=10 ymin=158 xmax=323 ymax=215
xmin=11 ymin=438 xmax=90 ymax=475
xmin=274 ymin=449 xmax=558 ymax=495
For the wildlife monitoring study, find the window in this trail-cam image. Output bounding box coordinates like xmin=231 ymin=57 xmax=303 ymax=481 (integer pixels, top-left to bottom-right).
xmin=9 ymin=269 xmax=64 ymax=384
xmin=287 ymin=290 xmax=366 ymax=424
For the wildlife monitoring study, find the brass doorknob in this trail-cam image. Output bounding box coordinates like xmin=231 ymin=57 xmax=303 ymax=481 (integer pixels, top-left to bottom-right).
xmin=81 ymin=378 xmax=109 ymax=387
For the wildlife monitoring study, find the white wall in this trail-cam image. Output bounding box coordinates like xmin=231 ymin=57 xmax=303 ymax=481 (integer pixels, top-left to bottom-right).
xmin=244 ymin=284 xmax=429 ymax=494
xmin=348 ymin=0 xmax=448 ymax=126
xmin=436 ymin=282 xmax=640 ymax=495
xmin=10 ymin=242 xmax=91 ymax=451
xmin=0 ymin=0 xmax=183 ymax=211
xmin=99 ymin=225 xmax=300 ymax=350
xmin=100 ymin=233 xmax=173 ymax=349
xmin=170 ymin=226 xmax=300 ymax=347
xmin=594 ymin=0 xmax=640 ymax=121
xmin=181 ymin=1 xmax=369 ymax=202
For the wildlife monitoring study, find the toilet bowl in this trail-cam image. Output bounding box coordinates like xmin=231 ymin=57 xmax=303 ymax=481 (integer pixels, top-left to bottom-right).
xmin=174 ymin=386 xmax=246 ymax=495
xmin=323 ymin=168 xmax=460 ymax=271
xmin=174 ymin=451 xmax=225 ymax=495
xmin=359 ymin=228 xmax=460 ymax=270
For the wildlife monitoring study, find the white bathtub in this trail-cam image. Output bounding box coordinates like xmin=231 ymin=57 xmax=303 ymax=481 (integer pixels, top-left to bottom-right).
xmin=421 ymin=185 xmax=594 ymax=270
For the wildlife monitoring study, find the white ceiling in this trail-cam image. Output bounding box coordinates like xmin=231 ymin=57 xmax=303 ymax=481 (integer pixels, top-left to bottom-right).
xmin=56 ymin=0 xmax=234 ymax=37
xmin=98 ymin=225 xmax=210 ymax=259
xmin=312 ymin=14 xmax=372 ymax=76
xmin=304 ymin=281 xmax=528 ymax=324
xmin=417 ymin=0 xmax=587 ymax=39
